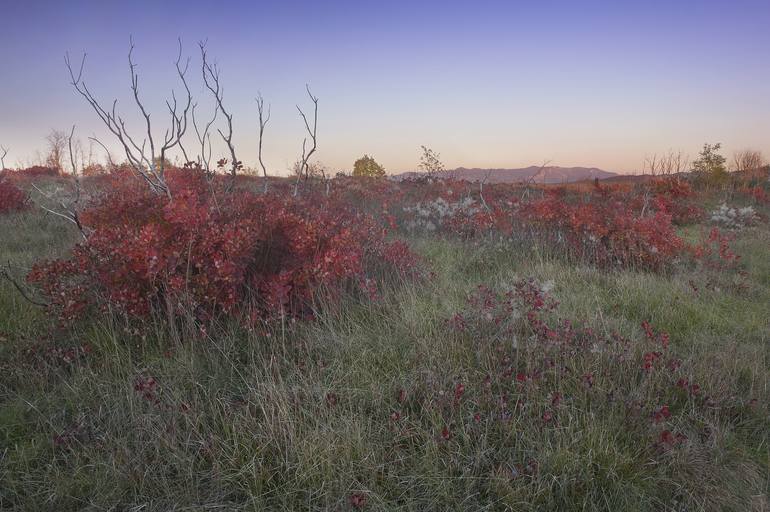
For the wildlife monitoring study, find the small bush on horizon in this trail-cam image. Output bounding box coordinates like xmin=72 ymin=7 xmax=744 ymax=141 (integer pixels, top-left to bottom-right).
xmin=352 ymin=154 xmax=386 ymax=178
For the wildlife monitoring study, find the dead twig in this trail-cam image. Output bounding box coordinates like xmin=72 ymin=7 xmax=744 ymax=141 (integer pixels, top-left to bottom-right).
xmin=0 ymin=264 xmax=48 ymax=307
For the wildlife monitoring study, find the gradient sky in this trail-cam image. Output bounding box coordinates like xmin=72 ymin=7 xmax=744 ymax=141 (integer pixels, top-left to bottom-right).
xmin=1 ymin=0 xmax=769 ymax=174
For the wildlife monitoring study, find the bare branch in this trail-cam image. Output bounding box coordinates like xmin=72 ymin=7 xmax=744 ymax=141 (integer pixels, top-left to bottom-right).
xmin=44 ymin=129 xmax=69 ymax=172
xmin=732 ymin=149 xmax=764 ymax=174
xmin=645 ymin=150 xmax=689 ymax=177
xmin=1 ymin=263 xmax=49 ymax=307
xmin=192 ymin=101 xmax=218 ymax=175
xmin=293 ymin=85 xmax=318 ymax=196
xmin=200 ymin=41 xmax=239 ymax=183
xmin=127 ymin=36 xmax=157 ymax=175
xmin=65 ymin=125 xmax=86 ymax=233
xmin=521 ymin=160 xmax=552 ymax=200
xmin=67 ymin=125 xmax=79 ymax=178
xmin=88 ymin=136 xmax=115 ymax=168
xmin=478 ymin=169 xmax=493 ymax=212
xmin=0 ymin=145 xmax=8 ymax=169
xmin=65 ymin=50 xmax=161 ymax=193
xmin=64 ymin=38 xmax=194 ymax=199
xmin=162 ymin=38 xmax=193 ymax=166
xmin=418 ymin=145 xmax=445 ymax=177
xmin=256 ymin=93 xmax=271 ymax=192
xmin=30 ymin=180 xmax=87 ymax=240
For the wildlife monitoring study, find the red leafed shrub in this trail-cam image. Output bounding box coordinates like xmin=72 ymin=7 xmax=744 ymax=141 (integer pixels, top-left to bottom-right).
xmin=0 ymin=178 xmax=28 ymax=213
xmin=690 ymin=227 xmax=740 ymax=269
xmin=81 ymin=163 xmax=107 ymax=177
xmin=649 ymin=194 xmax=703 ymax=225
xmin=650 ymin=178 xmax=694 ymax=198
xmin=28 ymin=169 xmax=420 ymax=324
xmin=523 ymin=187 xmax=685 ymax=270
xmin=739 ymin=185 xmax=769 ymax=204
xmin=15 ymin=166 xmax=60 ymax=178
xmin=646 ymin=179 xmax=703 ymax=225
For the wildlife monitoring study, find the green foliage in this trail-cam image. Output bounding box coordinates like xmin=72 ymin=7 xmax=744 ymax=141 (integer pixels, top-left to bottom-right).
xmin=693 ymin=143 xmax=729 ymax=187
xmin=352 ymin=154 xmax=386 ymax=177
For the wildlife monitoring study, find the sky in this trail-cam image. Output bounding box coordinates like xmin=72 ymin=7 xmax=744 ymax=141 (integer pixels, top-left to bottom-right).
xmin=1 ymin=0 xmax=769 ymax=175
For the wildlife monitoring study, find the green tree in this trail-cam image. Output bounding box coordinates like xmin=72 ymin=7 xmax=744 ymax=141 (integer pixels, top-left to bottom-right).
xmin=692 ymin=143 xmax=728 ymax=187
xmin=353 ymin=154 xmax=386 ymax=177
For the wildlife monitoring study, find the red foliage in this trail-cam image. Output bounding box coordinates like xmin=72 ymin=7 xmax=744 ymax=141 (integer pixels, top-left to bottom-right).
xmin=446 ymin=279 xmax=708 ymax=457
xmin=656 ymin=429 xmax=687 ymax=450
xmin=81 ymin=163 xmax=107 ymax=177
xmin=349 ymin=493 xmax=368 ymax=509
xmin=690 ymin=227 xmax=740 ymax=269
xmin=13 ymin=166 xmax=60 ymax=178
xmin=0 ymin=178 xmax=28 ymax=213
xmin=651 ymin=178 xmax=694 ymax=199
xmin=523 ymin=187 xmax=685 ymax=270
xmin=739 ymin=185 xmax=769 ymax=204
xmin=652 ymin=404 xmax=671 ymax=423
xmin=649 ymin=193 xmax=703 ymax=225
xmin=28 ymin=169 xmax=419 ymax=325
xmin=133 ymin=374 xmax=160 ymax=403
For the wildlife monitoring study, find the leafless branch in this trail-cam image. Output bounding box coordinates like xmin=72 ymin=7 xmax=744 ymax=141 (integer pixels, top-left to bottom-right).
xmin=191 ymin=102 xmax=218 ymax=176
xmin=31 ymin=181 xmax=87 ymax=240
xmin=478 ymin=169 xmax=493 ymax=212
xmin=644 ymin=150 xmax=689 ymax=176
xmin=522 ymin=160 xmax=552 ymax=200
xmin=88 ymin=136 xmax=115 ymax=168
xmin=44 ymin=130 xmax=68 ymax=172
xmin=200 ymin=41 xmax=239 ymax=183
xmin=66 ymin=125 xmax=85 ymax=234
xmin=256 ymin=93 xmax=271 ymax=192
xmin=1 ymin=145 xmax=8 ymax=169
xmin=293 ymin=85 xmax=318 ymax=196
xmin=65 ymin=49 xmax=161 ymax=194
xmin=163 ymin=38 xmax=193 ymax=166
xmin=67 ymin=126 xmax=79 ymax=178
xmin=732 ymin=149 xmax=764 ymax=174
xmin=1 ymin=263 xmax=49 ymax=307
xmin=65 ymin=38 xmax=193 ymax=198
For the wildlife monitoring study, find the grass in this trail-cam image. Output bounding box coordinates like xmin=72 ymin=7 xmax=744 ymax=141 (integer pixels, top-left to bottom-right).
xmin=1 ymin=200 xmax=769 ymax=511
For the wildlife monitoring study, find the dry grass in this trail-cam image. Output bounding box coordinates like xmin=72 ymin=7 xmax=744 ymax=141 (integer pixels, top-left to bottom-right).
xmin=0 ymin=183 xmax=768 ymax=511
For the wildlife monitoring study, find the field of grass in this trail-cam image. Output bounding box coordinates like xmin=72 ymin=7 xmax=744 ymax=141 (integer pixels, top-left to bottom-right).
xmin=1 ymin=179 xmax=769 ymax=511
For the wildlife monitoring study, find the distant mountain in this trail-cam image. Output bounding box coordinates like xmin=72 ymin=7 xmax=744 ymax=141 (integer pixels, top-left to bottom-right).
xmin=395 ymin=166 xmax=618 ymax=184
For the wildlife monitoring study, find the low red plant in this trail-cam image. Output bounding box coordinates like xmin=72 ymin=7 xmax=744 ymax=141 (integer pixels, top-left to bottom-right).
xmin=738 ymin=185 xmax=769 ymax=204
xmin=0 ymin=178 xmax=28 ymax=213
xmin=13 ymin=165 xmax=60 ymax=178
xmin=28 ymin=169 xmax=420 ymax=325
xmin=440 ymin=278 xmax=712 ymax=454
xmin=523 ymin=187 xmax=685 ymax=270
xmin=690 ymin=227 xmax=740 ymax=269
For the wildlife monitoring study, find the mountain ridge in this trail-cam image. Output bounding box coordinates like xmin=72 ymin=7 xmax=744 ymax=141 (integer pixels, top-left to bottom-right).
xmin=394 ymin=166 xmax=618 ymax=184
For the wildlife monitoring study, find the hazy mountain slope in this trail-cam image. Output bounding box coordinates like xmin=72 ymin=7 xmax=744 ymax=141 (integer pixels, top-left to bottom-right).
xmin=395 ymin=166 xmax=618 ymax=183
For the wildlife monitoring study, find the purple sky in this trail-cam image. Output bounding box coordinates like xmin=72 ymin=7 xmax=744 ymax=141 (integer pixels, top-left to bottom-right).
xmin=1 ymin=0 xmax=769 ymax=174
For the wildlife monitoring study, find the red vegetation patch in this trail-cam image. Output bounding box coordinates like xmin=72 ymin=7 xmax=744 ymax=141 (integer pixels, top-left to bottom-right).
xmin=438 ymin=278 xmax=725 ymax=453
xmin=0 ymin=178 xmax=28 ymax=213
xmin=522 ymin=186 xmax=685 ymax=270
xmin=690 ymin=227 xmax=740 ymax=269
xmin=739 ymin=185 xmax=769 ymax=204
xmin=2 ymin=166 xmax=60 ymax=181
xmin=27 ymin=169 xmax=420 ymax=325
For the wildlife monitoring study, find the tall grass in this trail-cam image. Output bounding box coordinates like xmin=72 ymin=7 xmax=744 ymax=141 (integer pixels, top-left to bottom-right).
xmin=1 ymin=201 xmax=768 ymax=511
